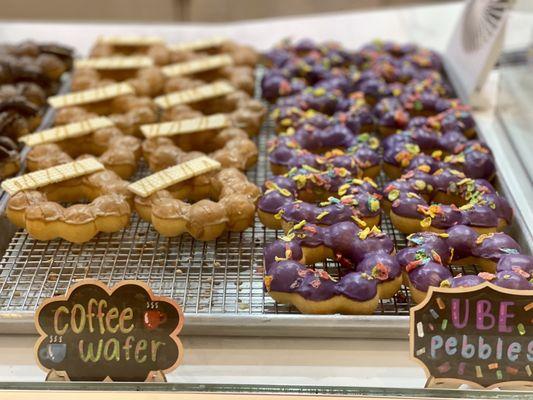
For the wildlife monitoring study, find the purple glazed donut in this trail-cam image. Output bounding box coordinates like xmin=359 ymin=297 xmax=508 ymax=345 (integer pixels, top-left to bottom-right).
xmin=258 ymin=167 xmax=382 ymax=231
xmin=264 ymin=221 xmax=400 ymax=313
xmin=382 ymin=128 xmax=495 ymax=180
xmin=382 ymin=168 xmax=512 ymax=234
xmin=397 ymin=226 xmax=530 ymax=303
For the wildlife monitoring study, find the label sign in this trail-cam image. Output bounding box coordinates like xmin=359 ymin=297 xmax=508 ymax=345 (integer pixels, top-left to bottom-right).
xmin=410 ymin=283 xmax=533 ymax=389
xmin=35 ymin=279 xmax=184 ymax=381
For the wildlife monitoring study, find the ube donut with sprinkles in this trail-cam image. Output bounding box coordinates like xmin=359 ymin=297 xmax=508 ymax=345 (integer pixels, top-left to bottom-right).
xmin=382 ymin=168 xmax=512 ymax=234
xmin=268 ymin=128 xmax=381 ymax=178
xmin=382 ymin=129 xmax=495 ymax=180
xmin=258 ymin=166 xmax=381 ymax=231
xmin=263 ymin=221 xmax=401 ymax=314
xmin=397 ymin=225 xmax=531 ymax=303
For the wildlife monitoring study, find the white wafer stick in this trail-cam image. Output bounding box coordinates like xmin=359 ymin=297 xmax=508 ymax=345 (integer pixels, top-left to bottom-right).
xmin=19 ymin=117 xmax=115 ymax=146
xmin=48 ymin=83 xmax=135 ymax=108
xmin=154 ymin=81 xmax=235 ymax=109
xmin=128 ymin=156 xmax=220 ymax=197
xmin=74 ymin=56 xmax=153 ymax=70
xmin=140 ymin=114 xmax=230 ymax=138
xmin=161 ymin=54 xmax=233 ymax=77
xmin=1 ymin=158 xmax=104 ymax=195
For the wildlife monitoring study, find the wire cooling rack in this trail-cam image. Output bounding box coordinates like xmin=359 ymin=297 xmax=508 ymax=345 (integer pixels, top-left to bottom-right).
xmin=0 ymin=69 xmax=485 ymax=320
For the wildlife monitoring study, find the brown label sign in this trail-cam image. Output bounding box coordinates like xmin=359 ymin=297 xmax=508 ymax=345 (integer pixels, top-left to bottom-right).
xmin=410 ymin=282 xmax=533 ymax=389
xmin=35 ymin=279 xmax=184 ymax=381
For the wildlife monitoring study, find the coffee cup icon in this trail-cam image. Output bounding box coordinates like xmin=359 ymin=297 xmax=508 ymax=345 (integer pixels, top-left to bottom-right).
xmin=143 ymin=310 xmax=168 ymax=330
xmin=39 ymin=343 xmax=66 ymax=364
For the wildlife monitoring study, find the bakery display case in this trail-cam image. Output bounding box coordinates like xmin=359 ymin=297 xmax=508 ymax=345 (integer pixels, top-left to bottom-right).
xmin=0 ymin=1 xmax=531 ymax=398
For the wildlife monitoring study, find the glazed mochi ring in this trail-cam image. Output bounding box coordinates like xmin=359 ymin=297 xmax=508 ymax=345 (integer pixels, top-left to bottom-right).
xmin=383 ymin=168 xmax=512 ymax=234
xmin=142 ymin=126 xmax=258 ymax=172
xmin=258 ymin=166 xmax=382 ymax=231
xmin=263 ymin=221 xmax=401 ymax=314
xmin=134 ymin=167 xmax=260 ymax=241
xmin=398 ymin=225 xmax=530 ymax=304
xmin=54 ymin=93 xmax=158 ymax=137
xmin=26 ymin=122 xmax=142 ymax=179
xmin=382 ymin=128 xmax=495 ymax=180
xmin=72 ymin=67 xmax=166 ymax=98
xmin=161 ymin=78 xmax=266 ymax=135
xmin=6 ymin=166 xmax=132 ymax=243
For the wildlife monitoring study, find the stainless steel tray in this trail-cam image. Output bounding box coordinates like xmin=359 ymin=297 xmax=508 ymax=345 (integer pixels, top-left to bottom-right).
xmin=0 ymin=66 xmax=530 ymax=338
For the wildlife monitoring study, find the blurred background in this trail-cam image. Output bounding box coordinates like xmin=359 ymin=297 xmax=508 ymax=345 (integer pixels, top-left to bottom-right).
xmin=1 ymin=0 xmax=454 ymax=22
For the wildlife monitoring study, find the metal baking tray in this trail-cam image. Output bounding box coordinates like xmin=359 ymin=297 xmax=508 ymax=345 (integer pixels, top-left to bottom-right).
xmin=0 ymin=65 xmax=530 ymax=338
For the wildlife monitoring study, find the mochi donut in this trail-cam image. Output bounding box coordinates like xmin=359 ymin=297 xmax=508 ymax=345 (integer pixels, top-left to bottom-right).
xmin=25 ymin=119 xmax=142 ymax=179
xmin=72 ymin=66 xmax=166 ymax=98
xmin=5 ymin=164 xmax=132 ymax=243
xmin=263 ymin=221 xmax=400 ymax=314
xmin=268 ymin=129 xmax=381 ymax=178
xmin=398 ymin=226 xmax=531 ymax=303
xmin=142 ymin=126 xmax=257 ymax=172
xmin=90 ymin=39 xmax=171 ymax=66
xmin=382 ymin=129 xmax=495 ymax=180
xmin=53 ymin=93 xmax=158 ymax=137
xmin=159 ymin=79 xmax=266 ymax=135
xmin=383 ymin=168 xmax=512 ymax=234
xmin=133 ymin=166 xmax=260 ymax=241
xmin=258 ymin=166 xmax=381 ymax=231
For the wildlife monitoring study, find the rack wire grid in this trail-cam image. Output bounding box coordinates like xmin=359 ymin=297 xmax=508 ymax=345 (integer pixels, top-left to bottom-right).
xmin=0 ymin=70 xmax=482 ymax=318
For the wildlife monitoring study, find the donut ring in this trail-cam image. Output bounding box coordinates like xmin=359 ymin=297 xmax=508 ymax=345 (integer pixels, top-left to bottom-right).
xmin=383 ymin=167 xmax=512 ymax=234
xmin=268 ymin=128 xmax=381 ymax=178
xmin=134 ymin=166 xmax=260 ymax=241
xmin=162 ymin=78 xmax=266 ymax=135
xmin=6 ymin=163 xmax=132 ymax=243
xmin=142 ymin=126 xmax=258 ymax=172
xmin=72 ymin=66 xmax=166 ymax=98
xmin=383 ymin=129 xmax=495 ymax=180
xmin=258 ymin=166 xmax=382 ymax=231
xmin=398 ymin=225 xmax=530 ymax=303
xmin=26 ymin=123 xmax=142 ymax=179
xmin=90 ymin=42 xmax=171 ymax=66
xmin=263 ymin=221 xmax=400 ymax=314
xmin=53 ymin=92 xmax=158 ymax=137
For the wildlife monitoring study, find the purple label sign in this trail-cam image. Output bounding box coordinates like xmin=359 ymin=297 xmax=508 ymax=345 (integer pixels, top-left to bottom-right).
xmin=35 ymin=279 xmax=184 ymax=381
xmin=410 ymin=282 xmax=532 ymax=388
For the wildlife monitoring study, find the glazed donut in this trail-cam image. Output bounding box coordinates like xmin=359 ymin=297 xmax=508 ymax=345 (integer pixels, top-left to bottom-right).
xmin=5 ymin=163 xmax=132 ymax=243
xmin=161 ymin=79 xmax=266 ymax=135
xmin=383 ymin=168 xmax=512 ymax=234
xmin=170 ymin=40 xmax=259 ymax=68
xmin=53 ymin=93 xmax=158 ymax=137
xmin=382 ymin=128 xmax=495 ymax=180
xmin=90 ymin=41 xmax=171 ymax=66
xmin=263 ymin=221 xmax=400 ymax=314
xmin=373 ymin=97 xmax=409 ymax=135
xmin=0 ymin=96 xmax=42 ymax=139
xmin=142 ymin=125 xmax=257 ymax=172
xmin=26 ymin=122 xmax=142 ymax=179
xmin=398 ymin=225 xmax=530 ymax=303
xmin=268 ymin=127 xmax=381 ymax=178
xmin=134 ymin=166 xmax=260 ymax=241
xmin=72 ymin=66 xmax=166 ymax=98
xmin=258 ymin=166 xmax=381 ymax=231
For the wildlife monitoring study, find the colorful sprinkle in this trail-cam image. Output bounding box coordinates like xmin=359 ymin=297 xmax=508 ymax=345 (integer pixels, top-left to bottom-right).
xmin=437 ymin=362 xmax=450 ymax=373
xmin=524 ymin=302 xmax=533 ymax=312
xmin=436 ymin=297 xmax=446 ymax=310
xmin=429 ymin=308 xmax=439 ymax=320
xmin=420 ymin=217 xmax=432 ymax=228
xmin=526 ymin=365 xmax=532 ymax=376
xmin=496 ymin=370 xmax=503 ymax=380
xmin=488 ymin=363 xmax=498 ymax=370
xmin=316 ymin=211 xmax=329 ymax=220
xmin=506 ymin=366 xmax=518 ymax=375
xmin=475 ymin=366 xmax=483 ymax=378
xmin=416 ymin=347 xmax=426 ymax=356
xmin=458 ymin=362 xmax=466 ymax=375
xmin=517 ymin=323 xmax=526 ymax=336
xmin=416 ymin=321 xmax=424 ymax=338
xmin=441 ymin=319 xmax=448 ymax=331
